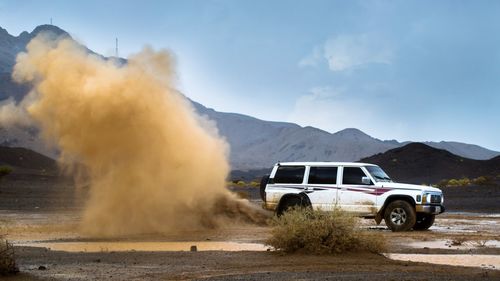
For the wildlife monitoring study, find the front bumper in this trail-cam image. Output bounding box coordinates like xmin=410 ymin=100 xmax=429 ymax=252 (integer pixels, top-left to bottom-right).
xmin=416 ymin=204 xmax=445 ymax=214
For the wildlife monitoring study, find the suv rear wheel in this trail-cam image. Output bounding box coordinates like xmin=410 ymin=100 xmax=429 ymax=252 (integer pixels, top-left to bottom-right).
xmin=384 ymin=200 xmax=416 ymax=232
xmin=413 ymin=214 xmax=435 ymax=230
xmin=277 ymin=196 xmax=304 ymax=216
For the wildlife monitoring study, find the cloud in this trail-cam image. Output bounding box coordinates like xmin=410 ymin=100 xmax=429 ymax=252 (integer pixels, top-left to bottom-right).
xmin=308 ymin=86 xmax=341 ymax=99
xmin=288 ymin=87 xmax=367 ymax=132
xmin=299 ymin=33 xmax=394 ymax=72
xmin=287 ymin=86 xmax=406 ymax=139
xmin=298 ymin=46 xmax=323 ymax=67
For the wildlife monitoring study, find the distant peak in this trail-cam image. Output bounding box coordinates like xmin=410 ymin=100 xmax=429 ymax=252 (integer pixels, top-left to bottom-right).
xmin=341 ymin=128 xmax=364 ymax=133
xmin=18 ymin=31 xmax=30 ymax=38
xmin=335 ymin=128 xmax=370 ymax=137
xmin=31 ymin=24 xmax=69 ymax=37
xmin=404 ymin=142 xmax=433 ymax=149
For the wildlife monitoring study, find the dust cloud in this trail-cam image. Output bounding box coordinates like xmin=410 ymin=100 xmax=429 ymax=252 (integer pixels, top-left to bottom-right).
xmin=11 ymin=34 xmax=267 ymax=236
xmin=0 ymin=97 xmax=33 ymax=127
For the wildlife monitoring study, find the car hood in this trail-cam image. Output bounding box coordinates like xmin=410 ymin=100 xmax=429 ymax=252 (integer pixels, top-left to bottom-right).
xmin=377 ymin=182 xmax=442 ymax=193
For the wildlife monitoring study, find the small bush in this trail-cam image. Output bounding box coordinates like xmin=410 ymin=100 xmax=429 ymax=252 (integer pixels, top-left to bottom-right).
xmin=249 ymin=181 xmax=260 ymax=188
xmin=0 ymin=237 xmax=18 ymax=275
xmin=474 ymin=240 xmax=488 ymax=247
xmin=449 ymin=236 xmax=468 ymax=246
xmin=0 ymin=166 xmax=12 ymax=179
xmin=266 ymin=208 xmax=386 ymax=255
xmin=435 ymin=179 xmax=449 ymax=188
xmin=472 ymin=176 xmax=493 ymax=186
xmin=458 ymin=178 xmax=470 ymax=186
xmin=437 ymin=177 xmax=475 ymax=187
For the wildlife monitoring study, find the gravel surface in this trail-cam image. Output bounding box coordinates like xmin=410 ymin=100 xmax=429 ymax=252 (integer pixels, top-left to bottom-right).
xmin=1 ymin=174 xmax=499 ymax=280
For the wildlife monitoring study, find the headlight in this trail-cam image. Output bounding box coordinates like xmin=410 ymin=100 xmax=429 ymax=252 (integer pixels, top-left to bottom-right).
xmin=422 ymin=193 xmax=430 ymax=204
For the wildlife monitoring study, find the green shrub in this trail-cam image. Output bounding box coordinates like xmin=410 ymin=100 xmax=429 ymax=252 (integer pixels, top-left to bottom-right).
xmin=458 ymin=178 xmax=470 ymax=186
xmin=435 ymin=179 xmax=449 ymax=188
xmin=472 ymin=176 xmax=493 ymax=186
xmin=249 ymin=181 xmax=260 ymax=188
xmin=0 ymin=237 xmax=18 ymax=275
xmin=266 ymin=208 xmax=386 ymax=255
xmin=437 ymin=176 xmax=498 ymax=187
xmin=0 ymin=166 xmax=12 ymax=179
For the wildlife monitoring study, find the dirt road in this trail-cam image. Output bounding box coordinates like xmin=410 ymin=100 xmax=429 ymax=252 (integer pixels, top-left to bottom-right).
xmin=0 ymin=210 xmax=498 ymax=281
xmin=1 ymin=175 xmax=499 ymax=280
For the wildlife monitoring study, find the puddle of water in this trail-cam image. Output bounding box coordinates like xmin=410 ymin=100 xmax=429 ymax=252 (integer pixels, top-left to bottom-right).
xmin=16 ymin=241 xmax=268 ymax=252
xmin=408 ymin=240 xmax=500 ymax=249
xmin=387 ymin=254 xmax=499 ymax=270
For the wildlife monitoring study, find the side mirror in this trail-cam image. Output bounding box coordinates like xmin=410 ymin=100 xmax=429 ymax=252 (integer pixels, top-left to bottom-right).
xmin=362 ymin=176 xmax=372 ymax=185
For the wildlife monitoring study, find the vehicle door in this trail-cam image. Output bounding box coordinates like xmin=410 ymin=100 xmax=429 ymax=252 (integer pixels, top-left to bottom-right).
xmin=305 ymin=166 xmax=338 ymax=211
xmin=338 ymin=166 xmax=377 ymax=215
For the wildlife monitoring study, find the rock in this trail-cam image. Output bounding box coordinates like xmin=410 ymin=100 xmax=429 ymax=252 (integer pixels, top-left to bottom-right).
xmin=190 ymin=245 xmax=197 ymax=252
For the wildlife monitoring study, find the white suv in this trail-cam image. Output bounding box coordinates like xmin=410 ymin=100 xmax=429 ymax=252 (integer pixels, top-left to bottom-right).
xmin=260 ymin=162 xmax=445 ymax=232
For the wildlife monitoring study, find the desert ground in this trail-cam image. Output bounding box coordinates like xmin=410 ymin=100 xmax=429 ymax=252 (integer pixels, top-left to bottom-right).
xmin=1 ymin=173 xmax=499 ymax=280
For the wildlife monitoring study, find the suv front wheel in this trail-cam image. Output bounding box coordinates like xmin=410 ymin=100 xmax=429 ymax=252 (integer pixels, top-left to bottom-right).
xmin=384 ymin=200 xmax=416 ymax=232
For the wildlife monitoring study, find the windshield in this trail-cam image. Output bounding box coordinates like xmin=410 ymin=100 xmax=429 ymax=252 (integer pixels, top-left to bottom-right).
xmin=365 ymin=166 xmax=392 ymax=182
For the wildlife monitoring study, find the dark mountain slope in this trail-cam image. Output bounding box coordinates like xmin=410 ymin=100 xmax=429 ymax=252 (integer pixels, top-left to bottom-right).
xmin=361 ymin=143 xmax=500 ymax=184
xmin=0 ymin=146 xmax=58 ymax=174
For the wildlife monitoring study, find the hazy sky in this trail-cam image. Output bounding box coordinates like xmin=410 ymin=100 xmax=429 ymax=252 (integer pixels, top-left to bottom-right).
xmin=1 ymin=0 xmax=499 ymax=150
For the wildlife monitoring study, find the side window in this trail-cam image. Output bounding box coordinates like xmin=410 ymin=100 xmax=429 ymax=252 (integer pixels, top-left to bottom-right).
xmin=273 ymin=166 xmax=305 ymax=184
xmin=308 ymin=167 xmax=337 ymax=184
xmin=342 ymin=167 xmax=370 ymax=185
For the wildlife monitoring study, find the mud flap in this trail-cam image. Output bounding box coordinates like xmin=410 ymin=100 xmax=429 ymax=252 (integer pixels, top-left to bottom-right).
xmin=375 ymin=212 xmax=383 ymax=225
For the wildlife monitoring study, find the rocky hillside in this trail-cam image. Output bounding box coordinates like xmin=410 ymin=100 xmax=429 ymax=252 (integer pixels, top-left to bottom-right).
xmin=193 ymin=100 xmax=400 ymax=169
xmin=361 ymin=143 xmax=500 ymax=184
xmin=1 ymin=25 xmax=499 ymax=170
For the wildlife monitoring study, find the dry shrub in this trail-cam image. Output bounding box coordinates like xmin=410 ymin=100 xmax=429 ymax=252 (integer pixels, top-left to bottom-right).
xmin=0 ymin=236 xmax=18 ymax=275
xmin=474 ymin=240 xmax=488 ymax=247
xmin=266 ymin=208 xmax=386 ymax=255
xmin=449 ymin=236 xmax=468 ymax=246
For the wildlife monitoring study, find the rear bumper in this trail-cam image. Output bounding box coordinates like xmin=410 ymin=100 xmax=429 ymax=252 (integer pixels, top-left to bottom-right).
xmin=416 ymin=204 xmax=445 ymax=215
xmin=264 ymin=202 xmax=277 ymax=211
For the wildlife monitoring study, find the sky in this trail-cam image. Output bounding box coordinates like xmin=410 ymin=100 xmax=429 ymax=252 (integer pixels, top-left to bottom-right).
xmin=1 ymin=0 xmax=499 ymax=150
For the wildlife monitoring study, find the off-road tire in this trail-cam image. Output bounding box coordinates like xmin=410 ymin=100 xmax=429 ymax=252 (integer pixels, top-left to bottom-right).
xmin=413 ymin=214 xmax=435 ymax=230
xmin=384 ymin=200 xmax=416 ymax=232
xmin=277 ymin=196 xmax=304 ymax=216
xmin=259 ymin=175 xmax=270 ymax=202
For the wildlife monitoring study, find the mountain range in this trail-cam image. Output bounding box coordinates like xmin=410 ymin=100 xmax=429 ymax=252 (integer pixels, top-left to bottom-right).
xmin=1 ymin=25 xmax=499 ymax=170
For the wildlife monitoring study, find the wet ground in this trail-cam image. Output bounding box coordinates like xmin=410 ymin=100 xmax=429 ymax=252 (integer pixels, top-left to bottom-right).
xmin=1 ymin=175 xmax=499 ymax=280
xmin=1 ymin=210 xmax=499 ymax=280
